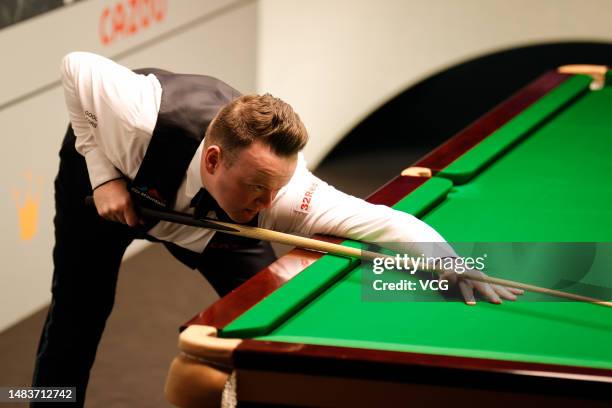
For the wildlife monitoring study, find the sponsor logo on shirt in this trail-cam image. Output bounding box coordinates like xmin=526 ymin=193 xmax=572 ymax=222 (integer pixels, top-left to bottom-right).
xmin=85 ymin=110 xmax=98 ymax=128
xmin=295 ymin=181 xmax=318 ymax=214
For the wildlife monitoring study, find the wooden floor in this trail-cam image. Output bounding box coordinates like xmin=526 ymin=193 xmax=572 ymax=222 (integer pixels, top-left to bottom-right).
xmin=0 ymin=245 xmax=216 ymax=407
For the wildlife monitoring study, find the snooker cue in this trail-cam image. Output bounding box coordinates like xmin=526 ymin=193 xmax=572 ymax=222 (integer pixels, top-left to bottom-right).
xmin=84 ymin=196 xmax=612 ymax=307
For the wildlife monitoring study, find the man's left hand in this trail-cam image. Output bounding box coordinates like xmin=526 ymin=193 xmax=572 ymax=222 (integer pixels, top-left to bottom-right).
xmin=439 ymin=268 xmax=524 ymax=305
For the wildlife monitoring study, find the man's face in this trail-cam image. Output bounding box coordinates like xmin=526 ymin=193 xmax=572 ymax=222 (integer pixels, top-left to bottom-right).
xmin=201 ymin=140 xmax=298 ymax=223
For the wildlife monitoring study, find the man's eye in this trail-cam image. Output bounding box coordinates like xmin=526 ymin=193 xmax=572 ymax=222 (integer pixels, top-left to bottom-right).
xmin=252 ymin=185 xmax=264 ymax=192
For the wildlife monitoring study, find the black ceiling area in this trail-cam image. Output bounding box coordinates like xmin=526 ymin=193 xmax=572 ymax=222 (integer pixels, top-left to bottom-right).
xmin=319 ymin=42 xmax=612 ymax=165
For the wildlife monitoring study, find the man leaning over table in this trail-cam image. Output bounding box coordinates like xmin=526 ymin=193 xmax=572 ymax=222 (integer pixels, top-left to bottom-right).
xmin=31 ymin=52 xmax=522 ymax=407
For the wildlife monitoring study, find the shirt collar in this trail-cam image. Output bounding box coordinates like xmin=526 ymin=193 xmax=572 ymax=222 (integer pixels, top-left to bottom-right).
xmin=185 ymin=139 xmax=205 ymax=199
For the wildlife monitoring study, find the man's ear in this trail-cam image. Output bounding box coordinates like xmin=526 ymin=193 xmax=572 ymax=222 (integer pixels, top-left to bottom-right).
xmin=203 ymin=145 xmax=222 ymax=174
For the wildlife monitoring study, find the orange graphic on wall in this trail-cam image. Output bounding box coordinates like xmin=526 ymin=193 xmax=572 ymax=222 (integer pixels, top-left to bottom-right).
xmin=12 ymin=171 xmax=42 ymax=241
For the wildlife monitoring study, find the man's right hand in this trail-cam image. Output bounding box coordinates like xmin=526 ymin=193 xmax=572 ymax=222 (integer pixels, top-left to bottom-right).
xmin=93 ymin=178 xmax=140 ymax=227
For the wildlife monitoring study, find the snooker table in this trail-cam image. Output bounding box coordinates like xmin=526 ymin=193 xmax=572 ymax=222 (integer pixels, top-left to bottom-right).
xmin=165 ymin=66 xmax=612 ymax=407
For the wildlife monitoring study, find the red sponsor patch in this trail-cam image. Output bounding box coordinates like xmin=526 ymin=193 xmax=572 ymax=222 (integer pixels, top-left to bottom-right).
xmin=295 ymin=182 xmax=318 ymax=213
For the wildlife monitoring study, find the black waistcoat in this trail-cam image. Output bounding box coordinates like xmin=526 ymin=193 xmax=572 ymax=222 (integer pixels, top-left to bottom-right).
xmin=130 ymin=68 xmax=240 ymax=214
xmin=129 ymin=69 xmax=255 ymax=268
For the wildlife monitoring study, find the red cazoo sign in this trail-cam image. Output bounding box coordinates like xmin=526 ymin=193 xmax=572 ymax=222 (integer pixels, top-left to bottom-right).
xmin=99 ymin=0 xmax=167 ymax=45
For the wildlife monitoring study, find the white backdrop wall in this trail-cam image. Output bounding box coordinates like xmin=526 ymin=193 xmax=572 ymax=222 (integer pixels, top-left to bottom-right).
xmin=0 ymin=0 xmax=257 ymax=333
xmin=3 ymin=0 xmax=612 ymax=333
xmin=258 ymin=0 xmax=612 ymax=166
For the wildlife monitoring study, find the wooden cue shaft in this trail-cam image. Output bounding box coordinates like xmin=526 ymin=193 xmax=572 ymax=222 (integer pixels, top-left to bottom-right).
xmin=460 ymin=274 xmax=612 ymax=307
xmin=204 ymin=218 xmax=374 ymax=259
xmin=210 ymin=219 xmax=612 ymax=307
xmin=84 ymin=197 xmax=612 ymax=307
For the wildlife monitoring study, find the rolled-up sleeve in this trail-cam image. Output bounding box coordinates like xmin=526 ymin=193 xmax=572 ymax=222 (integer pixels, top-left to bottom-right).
xmin=59 ymin=51 xmax=161 ymax=188
xmin=60 ymin=52 xmax=122 ymax=188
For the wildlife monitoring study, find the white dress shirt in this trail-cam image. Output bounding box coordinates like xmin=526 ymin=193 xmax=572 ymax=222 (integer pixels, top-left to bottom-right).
xmin=61 ymin=52 xmax=454 ymax=257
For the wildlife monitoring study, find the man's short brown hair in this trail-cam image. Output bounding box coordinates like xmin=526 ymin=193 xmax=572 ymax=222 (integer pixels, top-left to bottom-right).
xmin=205 ymin=93 xmax=308 ymax=163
